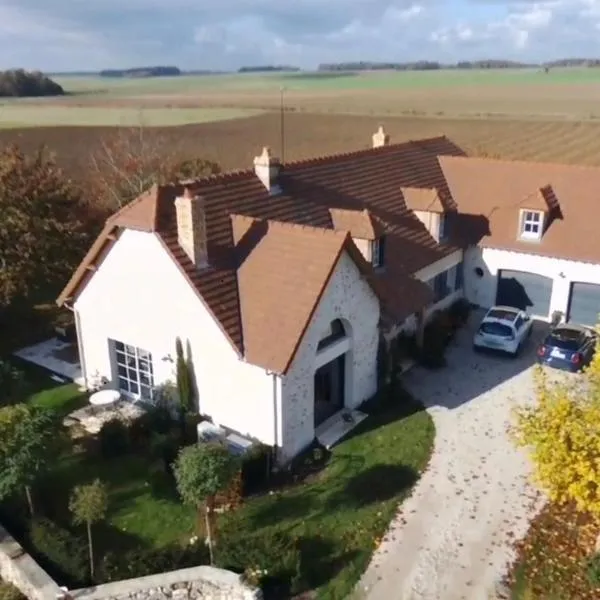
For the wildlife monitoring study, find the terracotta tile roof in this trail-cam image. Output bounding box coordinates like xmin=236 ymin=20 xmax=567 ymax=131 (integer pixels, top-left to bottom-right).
xmin=328 ymin=208 xmax=383 ymax=240
xmin=230 ymin=215 xmax=423 ymax=372
xmin=58 ymin=135 xmax=462 ymax=369
xmin=439 ymin=155 xmax=600 ymax=263
xmin=401 ymin=187 xmax=445 ymax=213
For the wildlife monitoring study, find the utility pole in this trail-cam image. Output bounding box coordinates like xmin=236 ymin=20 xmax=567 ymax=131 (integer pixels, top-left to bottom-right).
xmin=279 ymin=86 xmax=286 ymax=165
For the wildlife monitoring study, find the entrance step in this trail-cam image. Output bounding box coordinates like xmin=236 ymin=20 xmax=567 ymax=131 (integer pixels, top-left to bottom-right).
xmin=315 ymin=409 xmax=368 ymax=449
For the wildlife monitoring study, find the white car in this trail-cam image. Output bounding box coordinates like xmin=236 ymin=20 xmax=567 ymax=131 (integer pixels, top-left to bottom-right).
xmin=473 ymin=305 xmax=534 ymax=356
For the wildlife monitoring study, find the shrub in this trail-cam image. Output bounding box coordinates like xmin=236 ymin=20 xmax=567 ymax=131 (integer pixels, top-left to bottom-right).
xmin=217 ymin=530 xmax=304 ymax=596
xmin=586 ymin=552 xmax=600 ymax=587
xmin=29 ymin=518 xmax=88 ymax=587
xmin=98 ymin=541 xmax=210 ymax=582
xmin=447 ymin=297 xmax=471 ymax=328
xmin=417 ymin=312 xmax=452 ymax=369
xmin=0 ymin=361 xmax=25 ymax=406
xmin=98 ymin=419 xmax=130 ymax=458
xmin=0 ymin=582 xmax=25 ymax=600
xmin=241 ymin=444 xmax=273 ymax=495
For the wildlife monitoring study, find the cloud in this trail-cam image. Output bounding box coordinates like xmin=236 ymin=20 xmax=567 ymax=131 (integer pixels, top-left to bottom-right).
xmin=0 ymin=0 xmax=599 ymax=71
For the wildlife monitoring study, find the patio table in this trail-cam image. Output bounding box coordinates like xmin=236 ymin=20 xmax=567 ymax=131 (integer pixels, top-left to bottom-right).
xmin=89 ymin=389 xmax=120 ymax=407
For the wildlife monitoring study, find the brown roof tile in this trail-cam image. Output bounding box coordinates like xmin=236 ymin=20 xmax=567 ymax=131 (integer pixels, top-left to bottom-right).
xmin=401 ymin=187 xmax=445 ymax=213
xmin=59 ymin=135 xmax=461 ymax=369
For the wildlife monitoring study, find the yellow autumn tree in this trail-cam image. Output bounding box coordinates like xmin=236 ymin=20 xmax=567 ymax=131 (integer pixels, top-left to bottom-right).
xmin=512 ymin=337 xmax=600 ymax=517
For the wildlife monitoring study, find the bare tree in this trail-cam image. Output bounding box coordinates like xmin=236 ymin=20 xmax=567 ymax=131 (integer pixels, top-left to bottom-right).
xmin=90 ymin=117 xmax=221 ymax=211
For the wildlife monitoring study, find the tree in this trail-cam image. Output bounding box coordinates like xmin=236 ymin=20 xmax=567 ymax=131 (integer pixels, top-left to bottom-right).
xmin=0 ymin=360 xmax=25 ymax=406
xmin=175 ymin=337 xmax=192 ymax=415
xmin=173 ymin=442 xmax=240 ymax=564
xmin=0 ymin=145 xmax=89 ymax=311
xmin=69 ymin=479 xmax=108 ymax=579
xmin=512 ymin=343 xmax=600 ymax=517
xmin=90 ymin=123 xmax=221 ymax=211
xmin=0 ymin=69 xmax=64 ymax=97
xmin=0 ymin=404 xmax=58 ymax=515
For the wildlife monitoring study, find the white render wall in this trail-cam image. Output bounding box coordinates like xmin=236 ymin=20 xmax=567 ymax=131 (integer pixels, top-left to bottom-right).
xmin=74 ymin=229 xmax=280 ymax=447
xmin=280 ymin=251 xmax=381 ymax=461
xmin=465 ymin=246 xmax=600 ymax=320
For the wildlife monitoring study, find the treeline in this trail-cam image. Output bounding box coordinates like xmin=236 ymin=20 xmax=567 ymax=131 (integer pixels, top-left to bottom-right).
xmin=99 ymin=66 xmax=181 ymax=78
xmin=238 ymin=65 xmax=300 ymax=73
xmin=0 ymin=69 xmax=64 ymax=97
xmin=317 ymin=59 xmax=600 ymax=71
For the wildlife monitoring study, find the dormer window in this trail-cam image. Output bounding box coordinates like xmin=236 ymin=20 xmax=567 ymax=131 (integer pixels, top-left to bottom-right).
xmin=371 ymin=237 xmax=385 ymax=268
xmin=520 ymin=210 xmax=543 ymax=240
xmin=438 ymin=214 xmax=447 ymax=241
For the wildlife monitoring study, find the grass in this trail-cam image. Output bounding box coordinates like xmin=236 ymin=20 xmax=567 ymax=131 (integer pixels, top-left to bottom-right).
xmin=0 ymin=106 xmax=263 ymax=128
xmin=11 ymin=371 xmax=434 ymax=598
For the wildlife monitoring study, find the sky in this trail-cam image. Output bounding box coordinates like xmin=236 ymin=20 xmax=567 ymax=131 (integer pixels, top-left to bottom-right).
xmin=1 ymin=0 xmax=600 ymax=72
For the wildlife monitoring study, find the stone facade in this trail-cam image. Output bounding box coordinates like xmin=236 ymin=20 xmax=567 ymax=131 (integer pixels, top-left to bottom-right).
xmin=280 ymin=250 xmax=381 ymax=460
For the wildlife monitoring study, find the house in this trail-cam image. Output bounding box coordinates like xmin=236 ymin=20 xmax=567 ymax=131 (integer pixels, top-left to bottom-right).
xmin=56 ymin=125 xmax=600 ymax=462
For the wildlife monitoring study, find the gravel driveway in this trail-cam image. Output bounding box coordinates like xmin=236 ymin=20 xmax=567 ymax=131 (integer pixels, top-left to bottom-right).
xmin=355 ymin=315 xmax=550 ymax=600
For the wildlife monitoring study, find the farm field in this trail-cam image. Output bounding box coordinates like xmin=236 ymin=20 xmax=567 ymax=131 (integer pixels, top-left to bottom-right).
xmin=2 ymin=68 xmax=600 ymax=127
xmin=4 ymin=113 xmax=600 ymax=181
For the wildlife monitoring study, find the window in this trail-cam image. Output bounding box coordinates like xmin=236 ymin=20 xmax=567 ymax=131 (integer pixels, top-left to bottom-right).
xmin=520 ymin=210 xmax=543 ymax=239
xmin=112 ymin=340 xmax=154 ymax=401
xmin=438 ymin=215 xmax=447 ymax=240
xmin=479 ymin=322 xmax=514 ymax=337
xmin=428 ymin=271 xmax=450 ymax=303
xmin=455 ymin=261 xmax=464 ymax=290
xmin=371 ymin=237 xmax=385 ymax=268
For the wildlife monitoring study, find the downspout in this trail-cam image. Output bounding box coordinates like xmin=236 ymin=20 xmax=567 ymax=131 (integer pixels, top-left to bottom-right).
xmin=267 ymin=370 xmax=280 ymax=463
xmin=64 ymin=301 xmax=87 ymax=388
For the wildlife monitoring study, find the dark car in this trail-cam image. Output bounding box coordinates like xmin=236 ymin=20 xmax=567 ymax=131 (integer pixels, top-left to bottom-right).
xmin=536 ymin=324 xmax=597 ymax=372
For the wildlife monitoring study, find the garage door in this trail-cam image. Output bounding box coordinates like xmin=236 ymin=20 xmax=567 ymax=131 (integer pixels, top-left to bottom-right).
xmin=568 ymin=282 xmax=600 ymax=326
xmin=496 ymin=270 xmax=553 ymax=317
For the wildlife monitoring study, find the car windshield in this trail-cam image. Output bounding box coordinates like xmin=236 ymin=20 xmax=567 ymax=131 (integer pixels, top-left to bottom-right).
xmin=487 ymin=308 xmax=518 ymax=321
xmin=480 ymin=322 xmax=513 ymax=337
xmin=546 ymin=328 xmax=583 ymax=351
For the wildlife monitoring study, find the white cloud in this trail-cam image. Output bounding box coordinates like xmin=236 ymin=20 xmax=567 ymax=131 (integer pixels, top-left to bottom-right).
xmin=0 ymin=0 xmax=600 ymax=71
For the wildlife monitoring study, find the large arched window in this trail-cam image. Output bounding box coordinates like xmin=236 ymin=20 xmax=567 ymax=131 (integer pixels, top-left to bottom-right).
xmin=317 ymin=319 xmax=347 ymax=351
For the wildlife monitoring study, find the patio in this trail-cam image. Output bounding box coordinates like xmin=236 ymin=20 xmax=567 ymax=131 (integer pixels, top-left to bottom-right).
xmin=13 ymin=337 xmax=84 ymax=386
xmin=63 ymin=398 xmax=147 ymax=436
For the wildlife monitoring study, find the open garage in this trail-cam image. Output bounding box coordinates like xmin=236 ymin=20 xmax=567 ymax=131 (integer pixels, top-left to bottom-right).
xmin=567 ymin=282 xmax=600 ymax=326
xmin=496 ymin=270 xmax=553 ymax=318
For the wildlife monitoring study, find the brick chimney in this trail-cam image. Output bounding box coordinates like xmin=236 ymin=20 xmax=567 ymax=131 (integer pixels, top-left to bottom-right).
xmin=253 ymin=147 xmax=282 ymax=194
xmin=174 ymin=187 xmax=208 ymax=269
xmin=372 ymin=125 xmax=390 ymax=148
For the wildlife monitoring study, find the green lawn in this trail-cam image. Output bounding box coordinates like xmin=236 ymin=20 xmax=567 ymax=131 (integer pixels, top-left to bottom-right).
xmin=12 ymin=368 xmax=434 ymax=599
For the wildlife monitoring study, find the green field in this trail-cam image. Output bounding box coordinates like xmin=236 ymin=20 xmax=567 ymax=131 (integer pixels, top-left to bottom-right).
xmin=2 ymin=67 xmax=600 ymax=128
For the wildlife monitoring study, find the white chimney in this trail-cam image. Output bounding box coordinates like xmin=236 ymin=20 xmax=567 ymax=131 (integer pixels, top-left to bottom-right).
xmin=372 ymin=125 xmax=390 ymax=148
xmin=174 ymin=187 xmax=208 ymax=269
xmin=253 ymin=147 xmax=282 ymax=194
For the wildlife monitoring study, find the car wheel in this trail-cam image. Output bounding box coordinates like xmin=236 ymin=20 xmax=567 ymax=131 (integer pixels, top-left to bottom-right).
xmin=512 ymin=342 xmax=522 ymax=358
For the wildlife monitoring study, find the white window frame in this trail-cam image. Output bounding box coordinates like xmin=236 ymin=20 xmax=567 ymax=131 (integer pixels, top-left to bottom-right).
xmin=112 ymin=340 xmax=155 ymax=401
xmin=371 ymin=239 xmax=382 ymax=268
xmin=520 ymin=210 xmax=543 ymax=240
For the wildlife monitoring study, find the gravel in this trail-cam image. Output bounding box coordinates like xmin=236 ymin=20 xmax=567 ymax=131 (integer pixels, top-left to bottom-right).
xmin=355 ymin=321 xmax=549 ymax=600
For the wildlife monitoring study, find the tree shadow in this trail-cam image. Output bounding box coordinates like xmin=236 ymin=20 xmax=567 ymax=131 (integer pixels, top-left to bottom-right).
xmin=326 ymin=464 xmax=418 ymax=510
xmin=247 ymin=491 xmax=318 ymax=529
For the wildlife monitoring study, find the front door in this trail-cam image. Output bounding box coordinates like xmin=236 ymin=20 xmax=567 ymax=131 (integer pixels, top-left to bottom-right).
xmin=314 ymin=354 xmax=345 ymax=428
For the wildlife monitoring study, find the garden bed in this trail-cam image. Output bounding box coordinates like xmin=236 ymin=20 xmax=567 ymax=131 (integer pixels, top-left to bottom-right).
xmin=0 ymin=371 xmax=435 ymax=599
xmin=506 ymin=501 xmax=600 ymax=599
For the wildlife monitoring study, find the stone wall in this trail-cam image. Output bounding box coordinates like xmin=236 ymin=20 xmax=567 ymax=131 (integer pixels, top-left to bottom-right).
xmin=0 ymin=523 xmax=65 ymax=600
xmin=70 ymin=566 xmax=262 ymax=600
xmin=0 ymin=522 xmax=261 ymax=600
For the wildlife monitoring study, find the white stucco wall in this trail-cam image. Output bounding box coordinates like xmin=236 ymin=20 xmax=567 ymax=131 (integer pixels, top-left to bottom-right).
xmin=465 ymin=246 xmax=600 ymax=320
xmin=279 ymin=251 xmax=381 ymax=460
xmin=74 ymin=229 xmax=280 ymax=447
xmin=414 ymin=249 xmax=464 ymax=319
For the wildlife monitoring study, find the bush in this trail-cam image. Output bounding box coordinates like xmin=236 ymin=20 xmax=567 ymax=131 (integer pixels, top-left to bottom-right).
xmin=99 ymin=542 xmax=210 ymax=582
xmin=0 ymin=582 xmax=25 ymax=600
xmin=447 ymin=297 xmax=471 ymax=327
xmin=29 ymin=518 xmax=88 ymax=587
xmin=587 ymin=552 xmax=600 ymax=587
xmin=241 ymin=444 xmax=273 ymax=495
xmin=130 ymin=404 xmax=173 ymax=444
xmin=98 ymin=419 xmax=130 ymax=458
xmin=149 ymin=431 xmax=180 ymax=476
xmin=0 ymin=361 xmax=25 ymax=406
xmin=217 ymin=530 xmax=304 ymax=596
